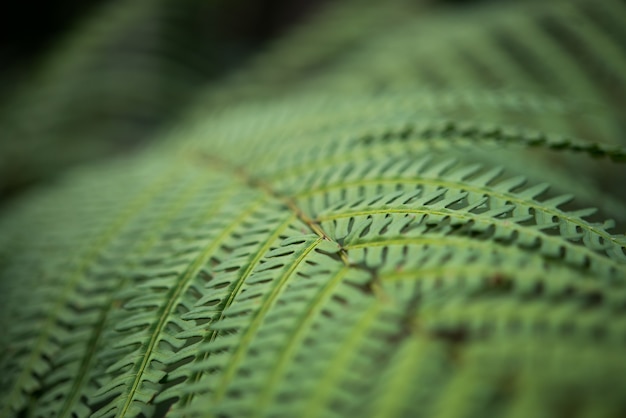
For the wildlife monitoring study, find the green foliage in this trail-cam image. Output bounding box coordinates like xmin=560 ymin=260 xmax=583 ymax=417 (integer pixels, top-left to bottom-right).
xmin=0 ymin=0 xmax=625 ymax=417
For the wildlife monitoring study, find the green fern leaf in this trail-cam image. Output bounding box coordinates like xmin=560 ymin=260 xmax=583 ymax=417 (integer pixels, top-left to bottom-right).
xmin=1 ymin=0 xmax=626 ymax=417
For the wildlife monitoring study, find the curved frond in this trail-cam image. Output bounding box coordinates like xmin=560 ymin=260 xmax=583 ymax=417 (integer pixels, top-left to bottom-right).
xmin=0 ymin=0 xmax=625 ymax=417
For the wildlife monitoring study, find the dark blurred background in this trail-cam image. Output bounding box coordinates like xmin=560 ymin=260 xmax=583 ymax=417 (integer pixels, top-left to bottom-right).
xmin=0 ymin=0 xmax=324 ymax=84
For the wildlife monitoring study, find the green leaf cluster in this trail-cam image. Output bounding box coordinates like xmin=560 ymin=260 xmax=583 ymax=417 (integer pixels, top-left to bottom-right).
xmin=0 ymin=0 xmax=625 ymax=417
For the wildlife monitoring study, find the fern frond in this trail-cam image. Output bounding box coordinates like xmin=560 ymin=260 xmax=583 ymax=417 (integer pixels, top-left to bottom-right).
xmin=1 ymin=0 xmax=625 ymax=417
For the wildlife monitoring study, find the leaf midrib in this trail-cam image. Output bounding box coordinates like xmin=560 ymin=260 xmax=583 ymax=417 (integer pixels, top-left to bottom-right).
xmin=212 ymin=237 xmax=324 ymax=402
xmin=116 ymin=195 xmax=269 ymax=417
xmin=0 ymin=166 xmax=179 ymax=417
xmin=301 ymin=175 xmax=625 ymax=255
xmin=58 ymin=175 xmax=213 ymax=417
xmin=176 ymin=213 xmax=298 ymax=408
xmin=255 ymin=265 xmax=350 ymax=414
